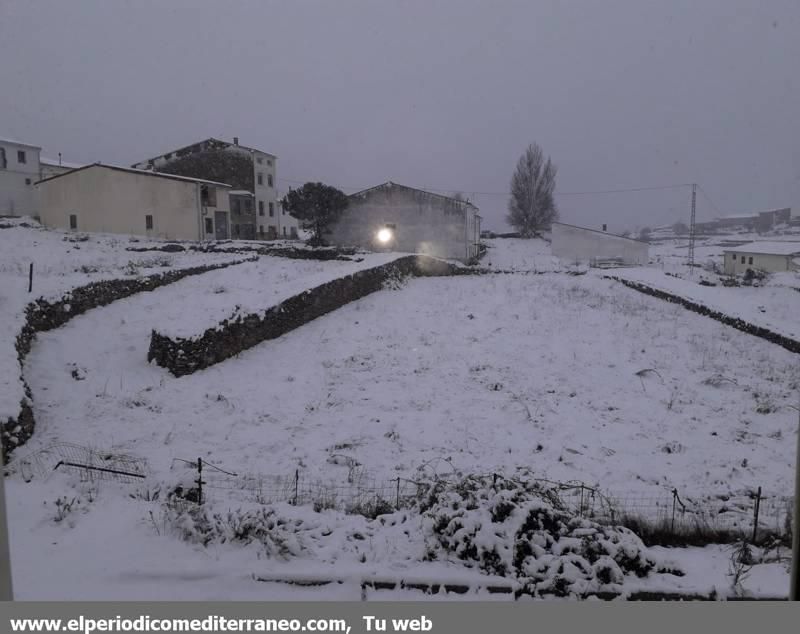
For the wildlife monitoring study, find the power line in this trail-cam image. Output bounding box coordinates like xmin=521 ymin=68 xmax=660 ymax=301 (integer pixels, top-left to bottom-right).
xmin=278 ymin=177 xmax=694 ymax=198
xmin=696 ymin=184 xmax=724 ymax=217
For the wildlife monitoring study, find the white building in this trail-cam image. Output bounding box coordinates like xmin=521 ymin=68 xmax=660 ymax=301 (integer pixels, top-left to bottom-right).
xmin=37 ymin=163 xmax=231 ymax=241
xmin=39 ymin=156 xmax=84 ymax=181
xmin=0 ymin=137 xmax=42 ymax=215
xmin=551 ymin=222 xmax=649 ymax=266
xmin=723 ymin=242 xmax=800 ymax=275
xmin=328 ymin=182 xmax=481 ymax=263
xmin=132 ymin=137 xmax=298 ymax=240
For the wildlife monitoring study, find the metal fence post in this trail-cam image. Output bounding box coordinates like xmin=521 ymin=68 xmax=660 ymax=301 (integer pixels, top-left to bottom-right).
xmin=752 ymin=486 xmax=761 ymax=545
xmin=196 ymin=458 xmax=203 ymax=505
xmin=396 ymin=477 xmax=401 ymax=509
xmin=28 ymin=263 xmax=33 ymax=294
xmin=671 ymin=488 xmax=678 ymax=533
xmin=294 ymin=469 xmax=299 ymax=506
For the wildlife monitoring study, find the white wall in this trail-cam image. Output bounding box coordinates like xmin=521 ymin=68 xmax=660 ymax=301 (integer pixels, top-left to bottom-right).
xmin=551 ymin=223 xmax=648 ymax=265
xmin=0 ymin=141 xmax=41 ymax=215
xmin=38 ymin=166 xmax=229 ymax=240
xmin=723 ymin=251 xmax=796 ymax=275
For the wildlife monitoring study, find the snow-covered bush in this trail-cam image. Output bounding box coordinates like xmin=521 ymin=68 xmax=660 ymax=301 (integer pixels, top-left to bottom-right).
xmin=419 ymin=476 xmax=682 ymax=597
xmin=162 ymin=502 xmax=303 ymax=560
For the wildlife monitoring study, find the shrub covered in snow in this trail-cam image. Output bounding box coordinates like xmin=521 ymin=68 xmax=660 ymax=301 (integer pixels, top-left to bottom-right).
xmin=163 ymin=502 xmax=303 ymax=560
xmin=419 ymin=476 xmax=683 ymax=597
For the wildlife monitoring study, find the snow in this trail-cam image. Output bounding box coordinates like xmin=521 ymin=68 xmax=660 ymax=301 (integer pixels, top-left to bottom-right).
xmin=609 ymin=266 xmax=800 ymax=341
xmin=480 ymin=238 xmax=563 ymax=272
xmin=40 ymin=157 xmax=84 ymax=169
xmin=156 ymin=253 xmax=405 ymax=339
xmin=723 ymin=241 xmax=800 ymax=256
xmin=0 ymin=219 xmax=242 ymax=420
xmin=4 ymin=226 xmax=800 ymax=599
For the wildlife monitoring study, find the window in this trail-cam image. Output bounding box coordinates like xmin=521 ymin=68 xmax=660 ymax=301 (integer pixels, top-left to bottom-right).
xmin=69 ymin=214 xmax=77 ymax=230
xmin=258 ymin=201 xmax=265 ymax=216
xmin=256 ymin=157 xmax=263 ymax=165
xmin=267 ymin=174 xmax=273 ymax=187
xmin=25 ymin=178 xmax=31 ymax=185
xmin=200 ymin=185 xmax=217 ymax=207
xmin=244 ymin=199 xmax=252 ymax=213
xmin=234 ymin=224 xmax=240 ymax=237
xmin=282 ymin=207 xmax=286 ymax=215
xmin=748 ymin=257 xmax=753 ymax=265
xmin=257 ymin=173 xmax=263 ymax=185
xmin=283 ymin=226 xmax=287 ymax=237
xmin=741 ymin=256 xmax=745 ymax=263
xmin=17 ymin=150 xmax=26 ymax=164
xmin=269 ymin=202 xmax=274 ymax=217
xmin=259 ymin=226 xmax=264 ymax=236
xmin=145 ymin=214 xmax=153 ymax=230
xmin=205 ymin=218 xmax=213 ymax=234
xmin=232 ymin=198 xmax=241 ymax=215
xmin=267 ymin=159 xmax=272 ymax=166
xmin=0 ymin=148 xmax=6 ymax=169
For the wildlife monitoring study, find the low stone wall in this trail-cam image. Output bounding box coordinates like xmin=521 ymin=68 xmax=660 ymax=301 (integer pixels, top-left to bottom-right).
xmin=608 ymin=276 xmax=800 ymax=355
xmin=127 ymin=243 xmax=360 ymax=261
xmin=148 ymin=255 xmax=464 ymax=377
xmin=3 ymin=257 xmax=254 ymax=461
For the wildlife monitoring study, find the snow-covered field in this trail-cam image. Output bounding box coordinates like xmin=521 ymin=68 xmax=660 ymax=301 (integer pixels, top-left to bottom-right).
xmin=0 ymin=219 xmax=242 ymax=421
xmin=4 ymin=225 xmax=800 ymax=599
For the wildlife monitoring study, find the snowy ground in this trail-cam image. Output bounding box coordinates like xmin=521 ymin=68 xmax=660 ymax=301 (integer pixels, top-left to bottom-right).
xmin=4 ymin=225 xmax=800 ymax=599
xmin=480 ymin=238 xmax=565 ymax=272
xmin=0 ymin=219 xmax=242 ymax=421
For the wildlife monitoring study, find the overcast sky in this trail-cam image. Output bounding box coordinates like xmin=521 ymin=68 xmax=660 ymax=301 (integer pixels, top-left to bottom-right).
xmin=2 ymin=0 xmax=799 ymax=232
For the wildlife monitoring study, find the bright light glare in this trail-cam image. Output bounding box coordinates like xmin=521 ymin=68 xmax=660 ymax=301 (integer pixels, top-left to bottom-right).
xmin=377 ymin=228 xmax=393 ymax=243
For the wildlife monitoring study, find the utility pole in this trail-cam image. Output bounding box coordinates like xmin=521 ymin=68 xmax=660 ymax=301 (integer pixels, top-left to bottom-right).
xmin=688 ymin=183 xmax=697 ymax=276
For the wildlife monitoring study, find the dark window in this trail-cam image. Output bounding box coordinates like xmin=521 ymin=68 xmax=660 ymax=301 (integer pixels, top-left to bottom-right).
xmin=267 ymin=174 xmax=273 ymax=187
xmin=257 ymin=173 xmax=263 ymax=185
xmin=748 ymin=257 xmax=753 ymax=265
xmin=145 ymin=215 xmax=153 ymax=230
xmin=282 ymin=207 xmax=286 ymax=215
xmin=741 ymin=256 xmax=745 ymax=263
xmin=205 ymin=218 xmax=213 ymax=234
xmin=69 ymin=214 xmax=77 ymax=230
xmin=269 ymin=202 xmax=274 ymax=217
xmin=234 ymin=224 xmax=240 ymax=236
xmin=232 ymin=198 xmax=241 ymax=215
xmin=282 ymin=226 xmax=287 ymax=237
xmin=0 ymin=148 xmax=6 ymax=169
xmin=259 ymin=201 xmax=265 ymax=216
xmin=200 ymin=185 xmax=217 ymax=207
xmin=256 ymin=157 xmax=263 ymax=165
xmin=267 ymin=159 xmax=272 ymax=166
xmin=25 ymin=178 xmax=31 ymax=185
xmin=259 ymin=226 xmax=264 ymax=235
xmin=244 ymin=199 xmax=252 ymax=213
xmin=17 ymin=150 xmax=26 ymax=164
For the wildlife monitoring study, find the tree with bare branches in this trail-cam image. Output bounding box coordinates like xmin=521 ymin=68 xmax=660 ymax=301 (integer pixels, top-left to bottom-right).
xmin=507 ymin=143 xmax=558 ymax=237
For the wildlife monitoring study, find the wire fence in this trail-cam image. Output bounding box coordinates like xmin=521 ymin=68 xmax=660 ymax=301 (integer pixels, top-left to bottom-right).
xmin=13 ymin=443 xmax=795 ymax=542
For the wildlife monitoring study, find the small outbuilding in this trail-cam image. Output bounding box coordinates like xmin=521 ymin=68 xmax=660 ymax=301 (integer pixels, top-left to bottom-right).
xmin=328 ymin=181 xmax=481 ymax=263
xmin=551 ymin=222 xmax=649 ymax=266
xmin=723 ymin=242 xmax=800 ymax=275
xmin=36 ymin=163 xmax=231 ymax=241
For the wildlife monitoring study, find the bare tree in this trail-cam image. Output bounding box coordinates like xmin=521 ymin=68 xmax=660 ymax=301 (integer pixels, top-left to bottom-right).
xmin=507 ymin=143 xmax=558 ymax=237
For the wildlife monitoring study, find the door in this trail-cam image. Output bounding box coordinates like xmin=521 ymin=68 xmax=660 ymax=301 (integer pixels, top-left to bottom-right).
xmin=214 ymin=211 xmax=229 ymax=240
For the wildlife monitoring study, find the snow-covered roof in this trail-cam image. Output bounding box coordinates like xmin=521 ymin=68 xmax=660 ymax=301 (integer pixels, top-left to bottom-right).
xmin=0 ymin=136 xmax=41 ymax=149
xmin=723 ymin=241 xmax=800 ymax=256
xmin=716 ymin=214 xmax=758 ymax=220
xmin=40 ymin=157 xmax=84 ymax=169
xmin=36 ymin=162 xmax=232 ymax=188
xmin=228 ymin=190 xmax=254 ymax=196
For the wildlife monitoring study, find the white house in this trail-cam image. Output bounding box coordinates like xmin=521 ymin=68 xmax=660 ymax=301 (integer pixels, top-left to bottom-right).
xmin=132 ymin=137 xmax=298 ymax=240
xmin=328 ymin=182 xmax=481 ymax=263
xmin=723 ymin=242 xmax=800 ymax=275
xmin=0 ymin=137 xmax=42 ymax=215
xmin=37 ymin=163 xmax=231 ymax=241
xmin=551 ymin=222 xmax=649 ymax=266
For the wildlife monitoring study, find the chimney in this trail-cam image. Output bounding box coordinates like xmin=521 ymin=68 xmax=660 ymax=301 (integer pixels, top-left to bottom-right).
xmin=233 ymin=137 xmax=239 ymax=146
xmin=602 ymin=224 xmax=607 ymax=232
xmin=58 ymin=152 xmax=62 ymax=166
